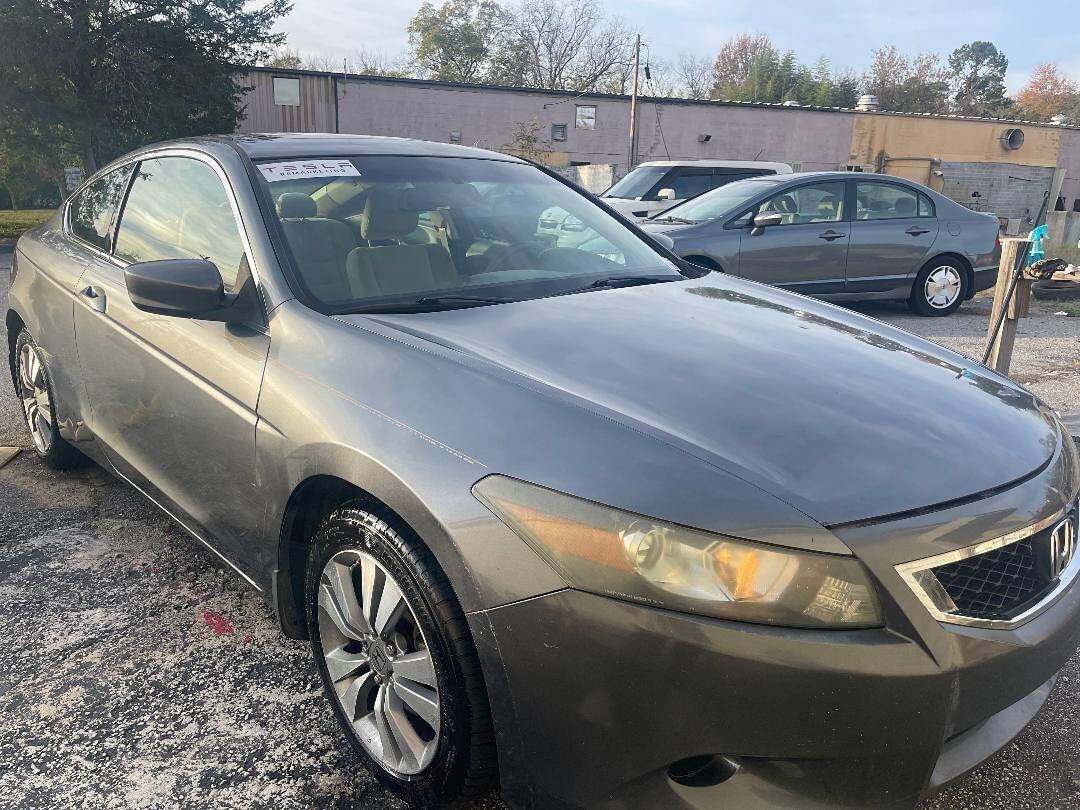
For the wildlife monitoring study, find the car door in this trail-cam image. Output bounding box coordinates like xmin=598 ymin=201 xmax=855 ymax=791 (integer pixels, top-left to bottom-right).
xmin=734 ymin=180 xmax=850 ymax=294
xmin=847 ymin=180 xmax=940 ymax=292
xmin=72 ymin=152 xmax=270 ymax=576
xmin=29 ymin=165 xmax=134 ymax=444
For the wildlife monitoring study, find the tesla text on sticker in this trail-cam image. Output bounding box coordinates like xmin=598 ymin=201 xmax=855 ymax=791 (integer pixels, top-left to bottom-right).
xmin=258 ymin=161 xmax=361 ymax=181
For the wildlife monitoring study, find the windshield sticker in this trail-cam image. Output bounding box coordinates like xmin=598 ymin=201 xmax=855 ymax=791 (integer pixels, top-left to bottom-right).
xmin=257 ymin=160 xmax=360 ymax=181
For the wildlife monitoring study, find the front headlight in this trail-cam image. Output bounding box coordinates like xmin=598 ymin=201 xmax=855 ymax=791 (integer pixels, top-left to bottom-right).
xmin=474 ymin=476 xmax=882 ymax=628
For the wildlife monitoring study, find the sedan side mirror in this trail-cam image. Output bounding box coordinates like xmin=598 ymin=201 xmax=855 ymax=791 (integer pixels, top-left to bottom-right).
xmin=656 ymin=188 xmax=676 ymax=201
xmin=750 ymin=211 xmax=784 ymax=235
xmin=125 ymin=259 xmax=231 ymax=320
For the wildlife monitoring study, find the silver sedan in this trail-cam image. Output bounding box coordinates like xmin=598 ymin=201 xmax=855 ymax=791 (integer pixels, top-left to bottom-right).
xmin=641 ymin=171 xmax=1001 ymax=316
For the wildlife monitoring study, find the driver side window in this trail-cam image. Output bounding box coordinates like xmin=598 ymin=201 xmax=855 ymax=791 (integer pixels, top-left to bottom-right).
xmin=114 ymin=157 xmax=248 ymax=291
xmin=760 ymin=182 xmax=846 ymax=225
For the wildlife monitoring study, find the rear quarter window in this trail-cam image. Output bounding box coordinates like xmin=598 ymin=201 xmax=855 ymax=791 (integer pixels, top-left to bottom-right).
xmin=67 ymin=166 xmax=132 ymax=250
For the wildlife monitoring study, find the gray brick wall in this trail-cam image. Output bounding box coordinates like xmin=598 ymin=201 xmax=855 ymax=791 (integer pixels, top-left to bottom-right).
xmin=938 ymin=161 xmax=1054 ymax=224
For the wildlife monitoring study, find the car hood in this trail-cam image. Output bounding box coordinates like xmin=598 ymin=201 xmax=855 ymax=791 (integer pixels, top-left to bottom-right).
xmin=346 ymin=277 xmax=1059 ymax=526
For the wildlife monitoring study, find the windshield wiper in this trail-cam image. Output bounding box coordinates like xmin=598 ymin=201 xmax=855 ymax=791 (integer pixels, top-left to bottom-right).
xmin=562 ymin=274 xmax=680 ymax=296
xmin=413 ymin=294 xmax=513 ymax=306
xmin=650 ymin=215 xmax=694 ymax=224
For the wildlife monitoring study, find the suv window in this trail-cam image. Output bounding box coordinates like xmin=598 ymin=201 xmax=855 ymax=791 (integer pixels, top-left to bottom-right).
xmin=668 ymin=171 xmax=714 ymax=200
xmin=759 ymin=181 xmax=845 ymax=225
xmin=856 ymin=182 xmax=929 ymax=220
xmin=114 ymin=157 xmax=247 ymax=290
xmin=68 ymin=166 xmax=132 ymax=251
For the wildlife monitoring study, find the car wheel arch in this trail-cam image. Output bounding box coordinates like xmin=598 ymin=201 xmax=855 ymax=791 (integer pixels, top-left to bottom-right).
xmin=683 ymin=255 xmax=723 ymax=273
xmin=274 ymin=466 xmax=479 ymax=641
xmin=6 ymin=308 xmax=26 ymax=391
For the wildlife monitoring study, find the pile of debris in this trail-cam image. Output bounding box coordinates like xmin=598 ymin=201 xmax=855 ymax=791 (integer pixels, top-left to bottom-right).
xmin=1028 ymin=259 xmax=1080 ymax=301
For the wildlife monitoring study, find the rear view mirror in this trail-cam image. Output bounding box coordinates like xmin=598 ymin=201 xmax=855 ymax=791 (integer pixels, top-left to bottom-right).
xmin=125 ymin=259 xmax=228 ymax=319
xmin=656 ymin=188 xmax=676 ymax=201
xmin=751 ymin=211 xmax=784 ymax=235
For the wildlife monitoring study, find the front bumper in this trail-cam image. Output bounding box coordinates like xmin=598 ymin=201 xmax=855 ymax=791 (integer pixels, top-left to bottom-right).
xmin=471 ymin=438 xmax=1080 ymax=809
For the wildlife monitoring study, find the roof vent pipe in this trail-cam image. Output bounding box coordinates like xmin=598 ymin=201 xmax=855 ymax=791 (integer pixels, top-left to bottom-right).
xmin=855 ymin=94 xmax=879 ymax=111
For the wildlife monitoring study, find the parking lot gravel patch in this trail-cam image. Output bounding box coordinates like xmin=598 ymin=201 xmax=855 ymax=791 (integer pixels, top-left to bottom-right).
xmin=1 ymin=257 xmax=1079 ymax=808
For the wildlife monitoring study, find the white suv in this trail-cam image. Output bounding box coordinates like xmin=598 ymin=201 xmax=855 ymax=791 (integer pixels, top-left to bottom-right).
xmin=601 ymin=159 xmax=793 ymax=219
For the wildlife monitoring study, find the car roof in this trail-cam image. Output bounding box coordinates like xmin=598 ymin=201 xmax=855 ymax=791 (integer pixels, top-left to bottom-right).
xmin=636 ymin=160 xmax=793 ymax=172
xmin=130 ymin=133 xmax=527 ymax=163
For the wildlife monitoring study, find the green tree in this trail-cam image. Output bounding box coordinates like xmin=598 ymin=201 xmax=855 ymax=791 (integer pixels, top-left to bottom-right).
xmin=948 ymin=41 xmax=1008 ymax=116
xmin=0 ymin=0 xmax=289 ymax=173
xmin=408 ymin=0 xmax=508 ymax=83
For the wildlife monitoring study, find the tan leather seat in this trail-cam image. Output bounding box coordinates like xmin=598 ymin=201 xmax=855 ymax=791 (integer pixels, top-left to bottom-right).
xmin=276 ymin=193 xmax=357 ymax=302
xmin=346 ymin=189 xmax=459 ymax=298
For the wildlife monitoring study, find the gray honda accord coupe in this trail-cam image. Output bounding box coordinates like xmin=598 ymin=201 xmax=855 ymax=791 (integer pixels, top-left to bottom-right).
xmin=6 ymin=134 xmax=1080 ymax=809
xmin=641 ymin=172 xmax=1001 ymax=316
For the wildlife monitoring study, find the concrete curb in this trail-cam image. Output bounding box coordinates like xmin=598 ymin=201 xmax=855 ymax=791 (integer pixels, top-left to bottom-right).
xmin=0 ymin=447 xmax=21 ymax=469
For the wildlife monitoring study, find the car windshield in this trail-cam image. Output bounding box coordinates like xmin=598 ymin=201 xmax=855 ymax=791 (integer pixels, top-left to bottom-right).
xmin=658 ymin=178 xmax=783 ymax=223
xmin=260 ymin=156 xmax=680 ymax=313
xmin=602 ymin=166 xmax=668 ymax=199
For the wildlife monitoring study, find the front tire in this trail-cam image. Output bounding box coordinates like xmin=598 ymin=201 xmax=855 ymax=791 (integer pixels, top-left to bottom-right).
xmin=305 ymin=503 xmax=497 ymax=806
xmin=13 ymin=329 xmax=82 ymax=469
xmin=909 ymin=259 xmax=967 ymax=316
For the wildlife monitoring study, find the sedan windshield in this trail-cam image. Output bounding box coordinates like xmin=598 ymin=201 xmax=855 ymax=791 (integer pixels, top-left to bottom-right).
xmin=658 ymin=177 xmax=783 ymax=223
xmin=260 ymin=156 xmax=679 ymax=312
xmin=602 ymin=166 xmax=668 ymax=199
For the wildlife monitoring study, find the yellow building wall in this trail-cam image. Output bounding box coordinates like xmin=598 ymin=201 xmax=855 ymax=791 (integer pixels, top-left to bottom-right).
xmin=849 ymin=114 xmax=1062 ymax=186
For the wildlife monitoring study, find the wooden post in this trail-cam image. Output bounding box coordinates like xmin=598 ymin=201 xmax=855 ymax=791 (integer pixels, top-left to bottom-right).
xmin=984 ymin=237 xmax=1033 ymax=375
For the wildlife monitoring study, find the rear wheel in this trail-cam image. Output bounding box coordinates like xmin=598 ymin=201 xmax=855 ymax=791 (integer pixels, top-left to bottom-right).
xmin=306 ymin=503 xmax=497 ymax=806
xmin=13 ymin=329 xmax=82 ymax=469
xmin=909 ymin=258 xmax=967 ymax=316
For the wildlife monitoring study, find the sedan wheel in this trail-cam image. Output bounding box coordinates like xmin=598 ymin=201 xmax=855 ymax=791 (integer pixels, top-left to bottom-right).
xmin=306 ymin=503 xmax=498 ymax=804
xmin=910 ymin=259 xmax=967 ymax=316
xmin=18 ymin=341 xmax=54 ymax=455
xmin=13 ymin=329 xmax=81 ymax=469
xmin=318 ymin=548 xmax=440 ymax=776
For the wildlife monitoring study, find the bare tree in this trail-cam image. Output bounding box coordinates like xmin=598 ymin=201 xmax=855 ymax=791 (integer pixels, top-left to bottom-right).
xmin=711 ymin=32 xmax=775 ymax=95
xmin=352 ymin=48 xmax=412 ymax=78
xmin=863 ymin=46 xmax=948 ymax=113
xmin=509 ymin=0 xmax=633 ymax=91
xmin=675 ymin=52 xmax=713 ymax=98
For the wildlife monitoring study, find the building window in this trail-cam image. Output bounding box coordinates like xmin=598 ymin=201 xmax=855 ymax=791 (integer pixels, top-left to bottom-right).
xmin=273 ymin=77 xmax=301 ymax=107
xmin=575 ymin=106 xmax=596 ymax=130
xmin=551 ymin=123 xmax=568 ymax=142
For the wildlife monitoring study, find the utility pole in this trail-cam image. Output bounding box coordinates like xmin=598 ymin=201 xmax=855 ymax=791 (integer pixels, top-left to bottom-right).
xmin=628 ymin=33 xmax=641 ymax=172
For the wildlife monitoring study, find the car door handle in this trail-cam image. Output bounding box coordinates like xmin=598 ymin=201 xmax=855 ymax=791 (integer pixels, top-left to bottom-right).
xmin=905 ymin=227 xmax=931 ymax=236
xmin=79 ymin=285 xmax=107 ymax=313
xmin=818 ymin=230 xmax=846 ymax=241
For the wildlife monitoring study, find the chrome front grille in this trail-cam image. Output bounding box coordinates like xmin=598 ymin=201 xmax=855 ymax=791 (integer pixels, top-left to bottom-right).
xmin=897 ymin=496 xmax=1080 ymax=629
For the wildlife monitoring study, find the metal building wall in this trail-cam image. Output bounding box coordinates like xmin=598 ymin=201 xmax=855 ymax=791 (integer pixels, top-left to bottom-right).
xmin=236 ymin=71 xmax=336 ymax=134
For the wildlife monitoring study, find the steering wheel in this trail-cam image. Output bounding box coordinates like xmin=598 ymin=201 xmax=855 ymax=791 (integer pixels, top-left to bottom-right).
xmin=538 ymin=247 xmax=621 ymax=273
xmin=484 ymin=242 xmax=545 ymax=273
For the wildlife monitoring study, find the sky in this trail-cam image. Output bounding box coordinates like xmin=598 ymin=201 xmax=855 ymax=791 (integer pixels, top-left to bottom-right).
xmin=276 ymin=0 xmax=1080 ymax=93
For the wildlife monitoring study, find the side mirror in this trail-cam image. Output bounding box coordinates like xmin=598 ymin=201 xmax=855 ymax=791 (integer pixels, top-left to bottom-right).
xmin=125 ymin=259 xmax=229 ymax=319
xmin=750 ymin=211 xmax=784 ymax=235
xmin=656 ymin=188 xmax=676 ymax=201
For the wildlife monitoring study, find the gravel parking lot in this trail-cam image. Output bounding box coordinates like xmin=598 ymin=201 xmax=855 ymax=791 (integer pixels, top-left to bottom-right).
xmin=2 ymin=253 xmax=1079 ymax=810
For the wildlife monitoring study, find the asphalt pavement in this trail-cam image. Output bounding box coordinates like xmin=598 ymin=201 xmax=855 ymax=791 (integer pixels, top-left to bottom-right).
xmin=2 ymin=254 xmax=1079 ymax=809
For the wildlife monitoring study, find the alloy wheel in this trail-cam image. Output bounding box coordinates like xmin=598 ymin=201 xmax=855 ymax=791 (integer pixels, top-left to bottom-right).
xmin=18 ymin=342 xmax=54 ymax=455
xmin=924 ymin=266 xmax=962 ymax=310
xmin=317 ymin=549 xmax=441 ymax=777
